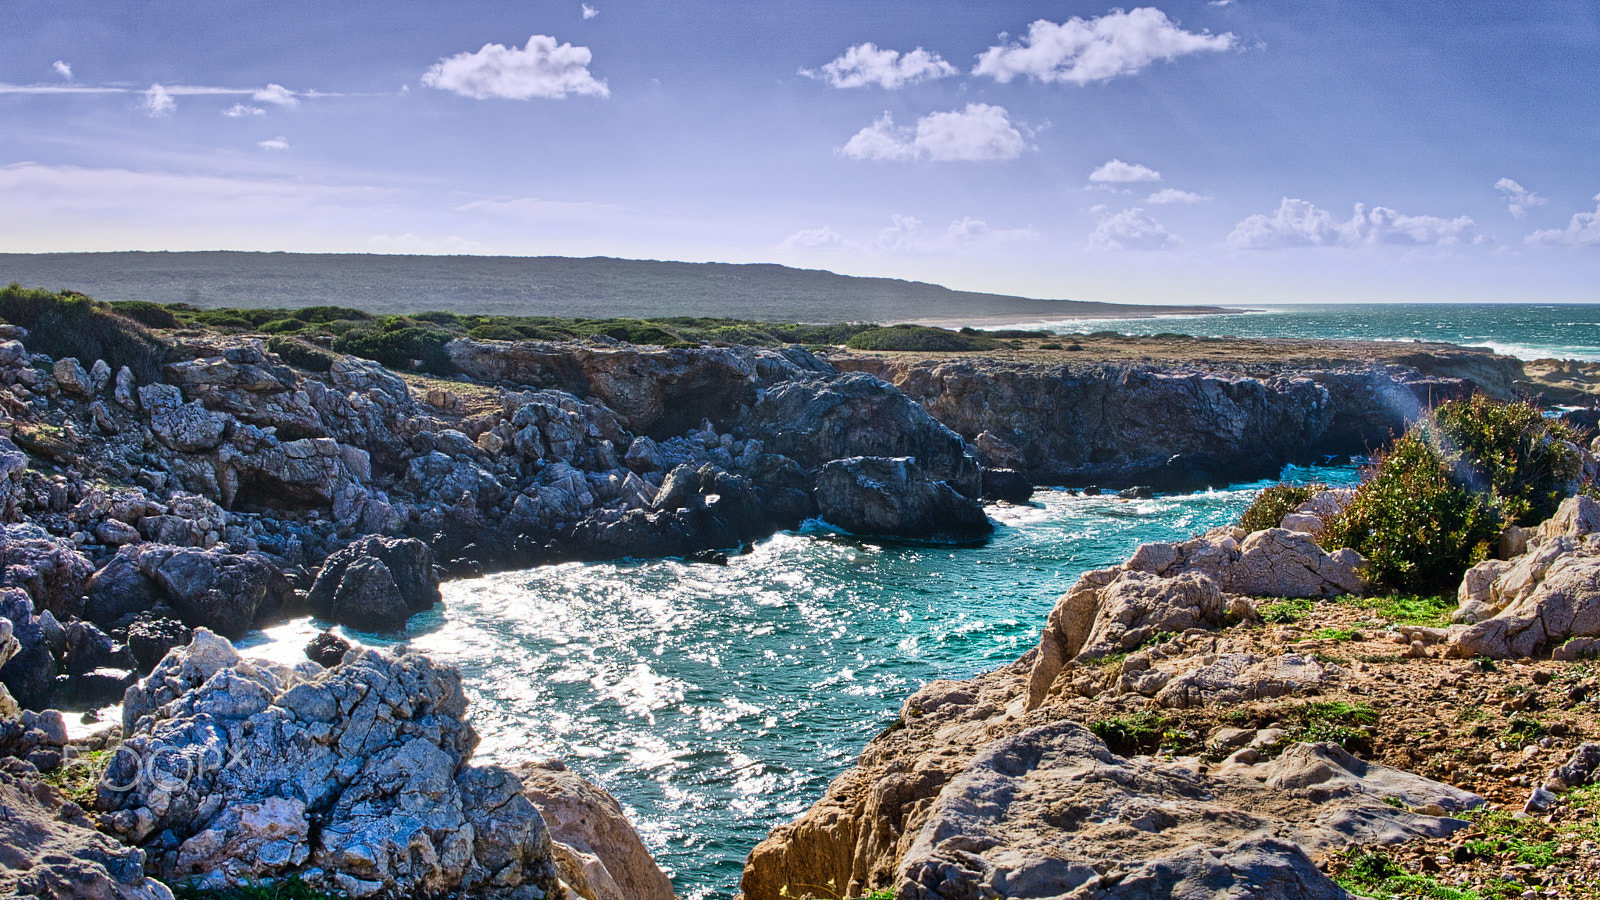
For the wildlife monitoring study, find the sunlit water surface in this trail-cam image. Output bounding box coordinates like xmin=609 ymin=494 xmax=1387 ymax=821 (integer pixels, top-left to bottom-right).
xmin=244 ymin=466 xmax=1356 ymax=898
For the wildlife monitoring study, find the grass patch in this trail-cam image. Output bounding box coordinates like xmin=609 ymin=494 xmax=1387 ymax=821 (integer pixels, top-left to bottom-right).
xmin=1089 ymin=711 xmax=1170 ymax=756
xmin=1258 ymin=597 xmax=1314 ymax=624
xmin=42 ymin=749 xmax=112 ymax=808
xmin=1333 ymin=851 xmax=1479 ymax=899
xmin=1281 ymin=701 xmax=1377 ymax=754
xmin=1310 ymin=627 xmax=1361 ymax=642
xmin=1344 ymin=593 xmax=1457 ymax=627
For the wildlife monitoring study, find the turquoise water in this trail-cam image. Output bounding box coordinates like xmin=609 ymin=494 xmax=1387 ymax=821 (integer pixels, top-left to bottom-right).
xmin=987 ymin=302 xmax=1600 ymax=362
xmin=250 ymin=466 xmax=1355 ymax=898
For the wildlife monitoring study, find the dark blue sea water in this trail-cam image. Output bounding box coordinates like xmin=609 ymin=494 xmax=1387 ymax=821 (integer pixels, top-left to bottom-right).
xmin=990 ymin=302 xmax=1600 ymax=362
xmin=248 ymin=466 xmax=1357 ymax=898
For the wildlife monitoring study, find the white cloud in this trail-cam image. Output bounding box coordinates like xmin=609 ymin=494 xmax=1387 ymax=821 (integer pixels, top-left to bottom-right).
xmin=974 ymin=7 xmax=1236 ymax=85
xmin=1228 ymin=198 xmax=1478 ymax=249
xmin=1495 ymin=178 xmax=1547 ymax=220
xmin=582 ymin=4 xmax=599 ymax=19
xmin=781 ymin=215 xmax=1037 ymax=254
xmin=1089 ymin=207 xmax=1177 ymax=251
xmin=224 ymin=104 xmax=266 ymax=117
xmin=422 ymin=35 xmax=609 ymax=100
xmin=143 ymin=84 xmax=176 ymax=116
xmin=1090 ymin=159 xmax=1161 ymax=183
xmin=1209 ymin=0 xmax=1237 ymax=6
xmin=804 ymin=43 xmax=957 ymax=89
xmin=838 ymin=103 xmax=1027 ymax=162
xmin=258 ymin=136 xmax=290 ymax=151
xmin=1146 ymin=188 xmax=1206 ymax=204
xmin=51 ymin=61 xmax=72 ymax=80
xmin=253 ymin=83 xmax=299 ymax=107
xmin=1527 ymin=194 xmax=1600 ymax=247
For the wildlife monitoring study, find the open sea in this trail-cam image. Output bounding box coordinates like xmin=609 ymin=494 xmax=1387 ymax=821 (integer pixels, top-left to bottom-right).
xmin=238 ymin=302 xmax=1597 ymax=898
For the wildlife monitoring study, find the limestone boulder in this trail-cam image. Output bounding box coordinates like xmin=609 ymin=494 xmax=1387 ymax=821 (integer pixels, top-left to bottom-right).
xmin=514 ymin=760 xmax=675 ymax=900
xmin=1537 ymin=494 xmax=1600 ymax=542
xmin=306 ymin=535 xmax=440 ymax=632
xmin=815 ymin=456 xmax=992 ymax=543
xmin=1450 ymin=539 xmax=1600 ymax=659
xmin=102 ymin=630 xmax=561 ymax=899
xmin=51 ymin=357 xmax=93 ymax=397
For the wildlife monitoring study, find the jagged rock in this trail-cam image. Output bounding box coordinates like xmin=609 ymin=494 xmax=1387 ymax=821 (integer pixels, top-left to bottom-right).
xmin=1279 ymin=512 xmax=1324 ymax=533
xmin=90 ymin=400 xmax=121 ymax=434
xmin=125 ymin=616 xmax=191 ymax=674
xmin=1449 ymin=536 xmax=1600 ymax=659
xmin=123 ymin=544 xmax=278 ymax=639
xmin=304 ymin=630 xmax=351 ymax=668
xmin=102 ymin=631 xmax=561 ymax=898
xmin=114 ymin=366 xmax=138 ymax=410
xmin=815 ymin=456 xmax=992 ymax=543
xmin=891 ymin=721 xmax=1478 ymax=900
xmin=51 ymin=357 xmax=93 ymax=397
xmin=0 ymin=523 xmax=94 ymax=618
xmin=64 ymin=619 xmax=134 ymax=676
xmin=150 ymin=400 xmax=230 ymax=452
xmin=307 ymin=536 xmax=440 ymax=631
xmin=1547 ymin=742 xmax=1600 ymax=791
xmin=84 ymin=552 xmax=165 ymax=625
xmin=1538 ymin=494 xmax=1600 ymax=542
xmin=95 ymin=518 xmax=141 ymax=546
xmin=90 ymin=358 xmax=112 ymax=394
xmin=514 ymin=760 xmax=675 ymax=900
xmin=0 ymin=758 xmax=173 ymax=899
xmin=752 ymin=372 xmax=983 ymax=497
xmin=0 ymin=589 xmax=55 ymax=710
xmin=980 ymin=467 xmax=1032 ymax=504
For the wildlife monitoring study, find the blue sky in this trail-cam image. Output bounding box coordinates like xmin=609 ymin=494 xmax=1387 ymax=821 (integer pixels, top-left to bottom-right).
xmin=2 ymin=1 xmax=1599 ymax=304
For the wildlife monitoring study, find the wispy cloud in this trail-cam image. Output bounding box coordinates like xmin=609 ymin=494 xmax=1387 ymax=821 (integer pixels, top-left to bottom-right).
xmin=782 ymin=215 xmax=1037 ymax=254
xmin=258 ymin=136 xmax=290 ymax=151
xmin=803 ymin=43 xmax=957 ymax=90
xmin=51 ymin=61 xmax=72 ymax=80
xmin=224 ymin=103 xmax=266 ymax=117
xmin=1526 ymin=194 xmax=1600 ymax=247
xmin=253 ymin=84 xmax=299 ymax=107
xmin=1495 ymin=178 xmax=1547 ymax=220
xmin=581 ymin=4 xmax=599 ymax=19
xmin=1228 ymin=198 xmax=1478 ymax=249
xmin=1089 ymin=207 xmax=1177 ymax=251
xmin=838 ymin=104 xmax=1027 ymax=162
xmin=422 ymin=35 xmax=609 ymax=100
xmin=974 ymin=7 xmax=1236 ymax=85
xmin=1146 ymin=188 xmax=1207 ymax=204
xmin=143 ymin=84 xmax=176 ymax=117
xmin=1090 ymin=159 xmax=1161 ymax=183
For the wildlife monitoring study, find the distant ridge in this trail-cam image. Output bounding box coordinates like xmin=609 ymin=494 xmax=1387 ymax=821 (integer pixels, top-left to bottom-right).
xmin=0 ymin=251 xmax=1232 ymax=323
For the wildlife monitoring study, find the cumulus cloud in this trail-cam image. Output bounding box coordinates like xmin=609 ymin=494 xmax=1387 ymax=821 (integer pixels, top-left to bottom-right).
xmin=804 ymin=43 xmax=957 ymax=89
xmin=582 ymin=4 xmax=598 ymax=18
xmin=1090 ymin=159 xmax=1161 ymax=183
xmin=974 ymin=7 xmax=1235 ymax=85
xmin=1526 ymin=194 xmax=1600 ymax=247
xmin=781 ymin=215 xmax=1037 ymax=254
xmin=51 ymin=61 xmax=72 ymax=80
xmin=224 ymin=104 xmax=266 ymax=117
xmin=1089 ymin=207 xmax=1177 ymax=251
xmin=253 ymin=83 xmax=299 ymax=107
xmin=1146 ymin=188 xmax=1206 ymax=204
xmin=143 ymin=84 xmax=176 ymax=116
xmin=1495 ymin=178 xmax=1547 ymax=220
xmin=1228 ymin=198 xmax=1478 ymax=249
xmin=422 ymin=35 xmax=609 ymax=100
xmin=258 ymin=136 xmax=290 ymax=151
xmin=838 ymin=104 xmax=1027 ymax=162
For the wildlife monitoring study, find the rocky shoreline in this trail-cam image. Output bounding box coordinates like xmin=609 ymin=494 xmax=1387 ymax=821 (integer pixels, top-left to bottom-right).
xmin=0 ymin=314 xmax=1597 ymax=897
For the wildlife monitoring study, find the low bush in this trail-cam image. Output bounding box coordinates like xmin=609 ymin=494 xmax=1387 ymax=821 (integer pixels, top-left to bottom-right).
xmin=266 ymin=336 xmax=335 ymax=373
xmin=1434 ymin=394 xmax=1584 ymax=526
xmin=107 ymin=299 xmax=183 ymax=329
xmin=0 ymin=285 xmax=169 ymax=381
xmin=332 ymin=321 xmax=454 ymax=375
xmin=844 ymin=324 xmax=998 ymax=352
xmin=1238 ymin=482 xmax=1324 ymax=533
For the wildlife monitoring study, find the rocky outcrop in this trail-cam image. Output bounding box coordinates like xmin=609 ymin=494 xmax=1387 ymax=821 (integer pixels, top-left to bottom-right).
xmin=1027 ymin=526 xmax=1363 ymax=709
xmin=102 ymin=630 xmax=561 ymax=898
xmin=514 ymin=760 xmax=676 ymax=900
xmin=894 ymin=722 xmax=1476 ymax=900
xmin=0 ymin=758 xmax=173 ymax=900
xmin=839 ymin=351 xmax=1513 ymax=490
xmin=815 ymin=457 xmax=992 ymax=543
xmin=306 ymin=535 xmax=440 ymax=631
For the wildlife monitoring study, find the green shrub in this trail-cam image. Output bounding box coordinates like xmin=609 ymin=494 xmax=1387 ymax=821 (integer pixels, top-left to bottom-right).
xmin=1322 ymin=429 xmax=1500 ymax=593
xmin=467 ymin=324 xmax=525 ymax=341
xmin=107 ymin=299 xmax=183 ymax=329
xmin=292 ymin=305 xmax=371 ymax=324
xmin=260 ymin=318 xmax=308 ymax=334
xmin=266 ymin=337 xmax=336 ymax=373
xmin=844 ymin=324 xmax=998 ymax=352
xmin=1038 ymin=342 xmax=1063 ymax=350
xmin=1434 ymin=394 xmax=1583 ymax=526
xmin=0 ymin=285 xmax=169 ymax=381
xmin=1258 ymin=596 xmax=1314 ymax=623
xmin=332 ymin=322 xmax=454 ymax=375
xmin=1238 ymin=482 xmax=1324 ymax=533
xmin=1089 ymin=710 xmax=1169 ymax=756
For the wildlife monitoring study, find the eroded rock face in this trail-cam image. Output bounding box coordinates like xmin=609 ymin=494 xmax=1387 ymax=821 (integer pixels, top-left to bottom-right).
xmin=815 ymin=456 xmax=992 ymax=543
xmin=1450 ymin=536 xmax=1600 ymax=659
xmin=0 ymin=758 xmax=173 ymax=900
xmin=101 ymin=630 xmax=560 ymax=899
xmin=514 ymin=760 xmax=676 ymax=900
xmin=895 ymin=722 xmax=1475 ymax=900
xmin=306 ymin=535 xmax=440 ymax=632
